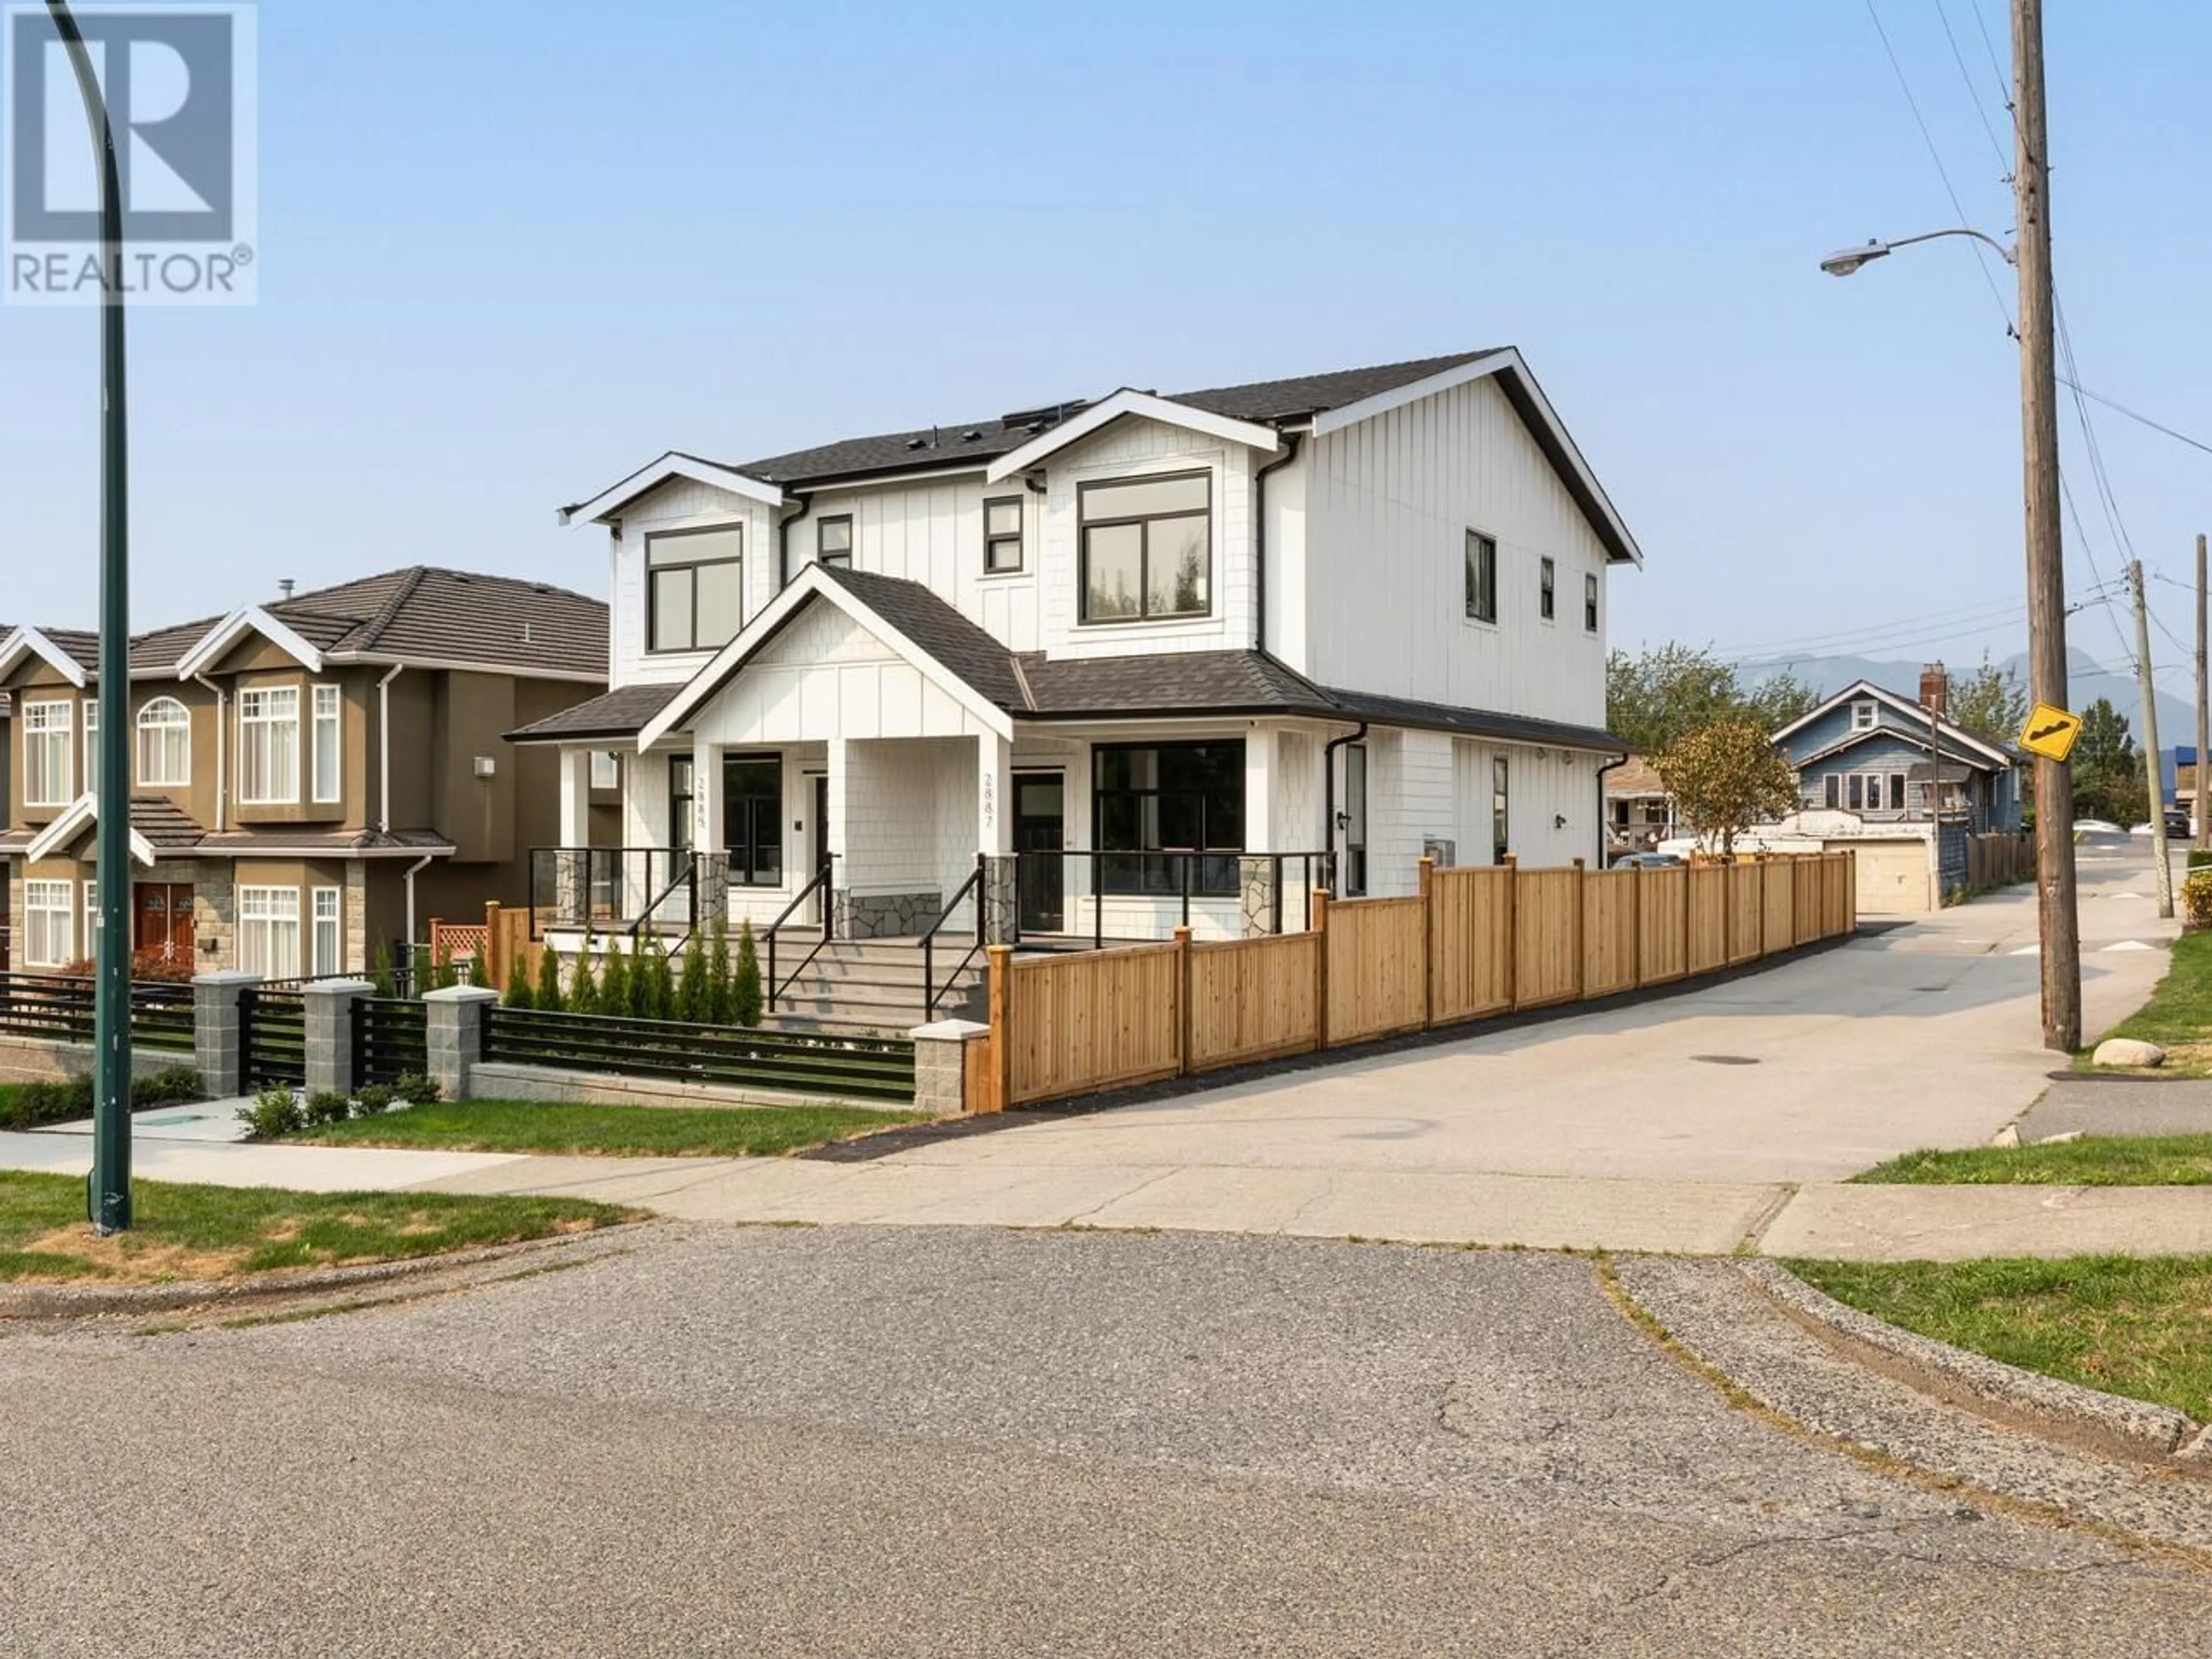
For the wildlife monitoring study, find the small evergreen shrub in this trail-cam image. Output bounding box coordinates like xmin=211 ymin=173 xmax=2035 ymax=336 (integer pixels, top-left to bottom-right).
xmin=351 ymin=1084 xmax=396 ymax=1118
xmin=569 ymin=942 xmax=599 ymax=1015
xmin=676 ymin=933 xmax=709 ymax=1024
xmin=706 ymin=916 xmax=734 ymax=1026
xmin=236 ymin=1086 xmax=304 ymax=1141
xmin=303 ymin=1089 xmax=352 ymax=1128
xmin=505 ymin=952 xmax=535 ymax=1010
xmin=599 ymin=945 xmax=631 ymax=1020
xmin=467 ymin=949 xmax=491 ymax=990
xmin=394 ymin=1071 xmax=443 ymax=1107
xmin=433 ymin=940 xmax=459 ymax=992
xmin=370 ymin=942 xmax=396 ymax=999
xmin=534 ymin=945 xmax=565 ymax=1014
xmin=734 ymin=919 xmax=763 ymax=1028
xmin=131 ymin=1066 xmax=203 ymax=1107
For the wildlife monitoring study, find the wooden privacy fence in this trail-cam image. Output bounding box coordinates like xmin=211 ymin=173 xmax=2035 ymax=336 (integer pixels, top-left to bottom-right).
xmin=978 ymin=851 xmax=1857 ymax=1112
xmin=1965 ymin=831 xmax=2034 ymax=891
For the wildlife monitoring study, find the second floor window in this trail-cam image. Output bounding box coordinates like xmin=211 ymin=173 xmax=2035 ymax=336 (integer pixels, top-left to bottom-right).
xmin=239 ymin=687 xmax=300 ymax=804
xmin=1585 ymin=572 xmax=1600 ymax=633
xmin=1539 ymin=557 xmax=1556 ymax=621
xmin=983 ymin=496 xmax=1023 ymax=573
xmin=1080 ymin=472 xmax=1210 ymax=623
xmin=24 ymin=700 xmax=71 ymax=806
xmin=817 ymin=516 xmax=853 ymax=568
xmin=137 ymin=696 xmax=191 ymax=787
xmin=1466 ymin=531 xmax=1498 ymax=623
xmin=647 ymin=525 xmax=743 ymax=653
xmin=312 ymin=685 xmax=342 ymax=803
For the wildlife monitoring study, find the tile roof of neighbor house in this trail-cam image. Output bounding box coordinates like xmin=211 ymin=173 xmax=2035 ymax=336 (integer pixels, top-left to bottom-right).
xmin=506 ymin=567 xmax=1623 ymax=755
xmin=194 ymin=827 xmax=458 ymax=855
xmin=128 ymin=796 xmax=205 ymax=849
xmin=728 ymin=352 xmax=1500 ymax=488
xmin=21 ymin=567 xmax=609 ymax=681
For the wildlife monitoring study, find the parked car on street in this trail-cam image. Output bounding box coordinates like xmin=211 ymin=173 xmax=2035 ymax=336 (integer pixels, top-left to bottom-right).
xmin=1609 ymin=851 xmax=1684 ymax=869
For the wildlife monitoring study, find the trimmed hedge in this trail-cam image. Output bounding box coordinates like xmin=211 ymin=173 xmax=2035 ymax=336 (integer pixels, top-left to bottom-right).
xmin=0 ymin=1065 xmax=203 ymax=1131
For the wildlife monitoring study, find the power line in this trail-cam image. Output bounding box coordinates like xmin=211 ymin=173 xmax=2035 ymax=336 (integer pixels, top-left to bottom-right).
xmin=1862 ymin=0 xmax=2014 ymax=330
xmin=2057 ymin=379 xmax=2212 ymax=460
xmin=1714 ymin=592 xmax=2037 ymax=657
xmin=1932 ymin=0 xmax=2010 ymax=173
xmin=1967 ymin=0 xmax=2017 ymax=126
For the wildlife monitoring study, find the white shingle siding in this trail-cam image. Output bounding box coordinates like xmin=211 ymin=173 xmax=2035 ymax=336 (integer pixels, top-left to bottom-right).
xmin=610 ymin=479 xmax=779 ymax=690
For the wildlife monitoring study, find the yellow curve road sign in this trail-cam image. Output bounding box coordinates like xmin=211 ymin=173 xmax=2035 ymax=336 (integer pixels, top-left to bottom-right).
xmin=2018 ymin=702 xmax=2083 ymax=762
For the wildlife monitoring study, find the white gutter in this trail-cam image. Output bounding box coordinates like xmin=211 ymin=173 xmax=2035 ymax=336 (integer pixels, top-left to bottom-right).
xmin=377 ymin=664 xmax=404 ymax=832
xmin=402 ymin=852 xmax=435 ymax=955
xmin=193 ymin=673 xmax=228 ymax=831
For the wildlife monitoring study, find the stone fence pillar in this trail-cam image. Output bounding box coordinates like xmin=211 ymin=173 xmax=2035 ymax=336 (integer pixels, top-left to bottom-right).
xmin=304 ymin=979 xmax=375 ymax=1099
xmin=191 ymin=970 xmax=262 ymax=1099
xmin=423 ymin=986 xmax=500 ymax=1100
xmin=907 ymin=1017 xmax=992 ymax=1116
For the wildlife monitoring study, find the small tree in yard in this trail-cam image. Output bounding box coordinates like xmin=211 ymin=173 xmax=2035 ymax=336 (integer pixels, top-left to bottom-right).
xmin=370 ymin=942 xmax=396 ymax=999
xmin=504 ymin=952 xmax=534 ymax=1010
xmin=433 ymin=939 xmax=458 ymax=992
xmin=676 ymin=932 xmax=709 ymax=1024
xmin=734 ymin=919 xmax=764 ymax=1028
xmin=1653 ymin=719 xmax=1800 ymax=859
xmin=569 ymin=937 xmax=599 ymax=1014
xmin=706 ymin=916 xmax=736 ymax=1025
xmin=598 ymin=942 xmax=631 ymax=1020
xmin=467 ymin=949 xmax=490 ymax=991
xmin=643 ymin=946 xmax=677 ymax=1022
xmin=534 ymin=944 xmax=565 ymax=1014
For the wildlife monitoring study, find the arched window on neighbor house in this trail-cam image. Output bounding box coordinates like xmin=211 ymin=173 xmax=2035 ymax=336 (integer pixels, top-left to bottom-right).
xmin=136 ymin=696 xmax=191 ymax=787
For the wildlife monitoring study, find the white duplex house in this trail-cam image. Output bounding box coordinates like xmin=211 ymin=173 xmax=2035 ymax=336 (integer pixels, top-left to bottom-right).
xmin=513 ymin=349 xmax=1639 ymax=1002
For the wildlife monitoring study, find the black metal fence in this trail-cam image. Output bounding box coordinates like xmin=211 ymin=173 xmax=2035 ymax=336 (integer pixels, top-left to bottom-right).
xmin=352 ymin=997 xmax=428 ymax=1088
xmin=238 ymin=987 xmax=307 ymax=1090
xmin=528 ymin=847 xmax=704 ymax=941
xmin=0 ymin=971 xmax=195 ymax=1052
xmin=482 ymin=1005 xmax=915 ymax=1103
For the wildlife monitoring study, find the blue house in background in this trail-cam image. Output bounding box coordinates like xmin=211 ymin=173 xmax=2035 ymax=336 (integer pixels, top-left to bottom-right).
xmin=1772 ymin=672 xmax=2023 ymax=833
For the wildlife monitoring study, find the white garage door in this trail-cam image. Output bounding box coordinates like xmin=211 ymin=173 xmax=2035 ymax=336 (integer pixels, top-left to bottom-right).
xmin=1851 ymin=839 xmax=1931 ymax=914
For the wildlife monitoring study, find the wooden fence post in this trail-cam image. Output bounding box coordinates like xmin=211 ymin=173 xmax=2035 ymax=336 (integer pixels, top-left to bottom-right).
xmin=986 ymin=944 xmax=1013 ymax=1113
xmin=1416 ymin=857 xmax=1435 ymax=1031
xmin=1173 ymin=925 xmax=1193 ymax=1076
xmin=483 ymin=902 xmax=503 ymax=990
xmin=1502 ymin=855 xmax=1518 ymax=1010
xmin=1571 ymin=857 xmax=1587 ymax=999
xmin=1312 ymin=889 xmax=1331 ymax=1051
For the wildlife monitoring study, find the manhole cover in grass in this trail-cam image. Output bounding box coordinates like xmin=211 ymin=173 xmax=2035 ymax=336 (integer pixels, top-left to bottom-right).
xmin=1690 ymin=1054 xmax=1760 ymax=1066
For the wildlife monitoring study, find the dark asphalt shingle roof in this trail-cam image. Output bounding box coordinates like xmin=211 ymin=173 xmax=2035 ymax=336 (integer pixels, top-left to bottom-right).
xmin=707 ymin=352 xmax=1501 ymax=490
xmin=1016 ymin=649 xmax=1333 ymax=718
xmin=506 ymin=682 xmax=685 ymax=743
xmin=818 ymin=566 xmax=1029 ymax=710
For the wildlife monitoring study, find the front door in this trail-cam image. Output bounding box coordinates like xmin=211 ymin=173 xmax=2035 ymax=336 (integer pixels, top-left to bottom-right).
xmin=1015 ymin=773 xmax=1065 ymax=934
xmin=134 ymin=884 xmax=195 ymax=965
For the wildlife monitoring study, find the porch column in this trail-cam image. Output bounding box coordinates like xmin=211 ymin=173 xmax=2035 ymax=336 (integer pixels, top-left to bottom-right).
xmin=692 ymin=736 xmax=726 ymax=932
xmin=978 ymin=732 xmax=1016 ymax=944
xmin=1240 ymin=729 xmax=1278 ymax=938
xmin=825 ymin=740 xmax=852 ymax=937
xmin=557 ymin=747 xmax=592 ymax=846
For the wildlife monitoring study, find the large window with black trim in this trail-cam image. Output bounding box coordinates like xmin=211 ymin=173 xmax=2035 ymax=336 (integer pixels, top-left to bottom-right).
xmin=1093 ymin=740 xmax=1244 ymax=896
xmin=722 ymin=755 xmax=784 ymax=887
xmin=646 ymin=525 xmax=743 ymax=653
xmin=1465 ymin=530 xmax=1498 ymax=623
xmin=816 ymin=516 xmax=853 ymax=569
xmin=1079 ymin=472 xmax=1210 ymax=622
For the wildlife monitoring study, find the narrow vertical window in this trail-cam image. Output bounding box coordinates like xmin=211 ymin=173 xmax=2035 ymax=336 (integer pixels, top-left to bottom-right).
xmin=22 ymin=702 xmax=73 ymax=806
xmin=136 ymin=697 xmax=192 ymax=787
xmin=1491 ymin=755 xmax=1510 ymax=865
xmin=816 ymin=516 xmax=854 ymax=569
xmin=22 ymin=880 xmax=73 ymax=966
xmin=1343 ymin=744 xmax=1368 ymax=897
xmin=983 ymin=496 xmax=1024 ymax=573
xmin=238 ymin=688 xmax=301 ymax=804
xmin=1584 ymin=572 xmax=1600 ymax=632
xmin=81 ymin=702 xmax=98 ymax=794
xmin=1539 ymin=557 xmax=1556 ymax=621
xmin=312 ymin=887 xmax=342 ymax=976
xmin=312 ymin=684 xmax=342 ymax=804
xmin=1465 ymin=531 xmax=1497 ymax=623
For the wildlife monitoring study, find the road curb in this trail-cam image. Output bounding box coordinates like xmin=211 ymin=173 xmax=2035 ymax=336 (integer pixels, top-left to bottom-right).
xmin=1738 ymin=1258 xmax=2204 ymax=1461
xmin=0 ymin=1225 xmax=645 ymax=1320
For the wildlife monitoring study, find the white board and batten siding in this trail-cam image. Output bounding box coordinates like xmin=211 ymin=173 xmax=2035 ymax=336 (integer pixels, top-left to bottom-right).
xmin=798 ymin=475 xmax=1044 ymax=654
xmin=1299 ymin=374 xmax=1611 ymax=728
xmin=609 ymin=479 xmax=780 ymax=690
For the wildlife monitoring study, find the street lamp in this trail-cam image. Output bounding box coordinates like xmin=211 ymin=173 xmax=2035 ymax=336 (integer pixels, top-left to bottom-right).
xmin=1819 ymin=227 xmax=2020 ymax=278
xmin=44 ymin=0 xmax=135 ymax=1230
xmin=1816 ymin=115 xmax=2082 ymax=1054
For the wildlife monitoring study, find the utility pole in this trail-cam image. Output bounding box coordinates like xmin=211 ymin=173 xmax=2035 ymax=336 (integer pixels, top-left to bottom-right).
xmin=2130 ymin=562 xmax=2175 ymax=918
xmin=47 ymin=0 xmax=133 ymax=1230
xmin=2014 ymin=0 xmax=2081 ymax=1049
xmin=2195 ymin=531 xmax=2207 ymax=848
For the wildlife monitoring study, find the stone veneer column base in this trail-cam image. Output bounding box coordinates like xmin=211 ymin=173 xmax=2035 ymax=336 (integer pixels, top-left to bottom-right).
xmin=835 ymin=891 xmax=942 ymax=940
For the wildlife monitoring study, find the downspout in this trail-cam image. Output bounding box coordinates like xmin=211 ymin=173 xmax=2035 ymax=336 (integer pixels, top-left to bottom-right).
xmin=402 ymin=852 xmax=434 ymax=955
xmin=1320 ymin=720 xmax=1368 ymax=897
xmin=192 ymin=673 xmax=228 ymax=832
xmin=777 ymin=492 xmax=815 ymax=590
xmin=1596 ymin=752 xmax=1628 ymax=868
xmin=376 ymin=664 xmax=403 ymax=833
xmin=1252 ymin=430 xmax=1303 ymax=654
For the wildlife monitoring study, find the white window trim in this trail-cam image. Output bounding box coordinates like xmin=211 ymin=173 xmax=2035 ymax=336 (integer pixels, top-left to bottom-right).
xmin=1850 ymin=700 xmax=1877 ymax=731
xmin=22 ymin=699 xmax=73 ymax=808
xmin=81 ymin=702 xmax=98 ymax=794
xmin=311 ymin=683 xmax=342 ymax=805
xmin=135 ymin=696 xmax=192 ymax=788
xmin=238 ymin=685 xmax=302 ymax=806
xmin=22 ymin=878 xmax=73 ymax=967
xmin=237 ymin=884 xmax=304 ymax=979
xmin=311 ymin=886 xmax=342 ymax=976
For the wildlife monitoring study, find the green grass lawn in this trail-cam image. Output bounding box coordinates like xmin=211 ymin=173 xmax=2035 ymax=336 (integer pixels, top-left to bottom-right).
xmin=1787 ymin=1255 xmax=2212 ymax=1421
xmin=293 ymin=1099 xmax=930 ymax=1158
xmin=0 ymin=1170 xmax=634 ymax=1285
xmin=2086 ymin=929 xmax=2212 ymax=1071
xmin=1855 ymin=1134 xmax=2212 ymax=1186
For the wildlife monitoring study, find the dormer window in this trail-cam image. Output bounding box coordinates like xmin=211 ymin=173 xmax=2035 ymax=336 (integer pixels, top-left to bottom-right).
xmin=1851 ymin=700 xmax=1877 ymax=731
xmin=1079 ymin=472 xmax=1210 ymax=623
xmin=646 ymin=525 xmax=743 ymax=653
xmin=817 ymin=516 xmax=853 ymax=569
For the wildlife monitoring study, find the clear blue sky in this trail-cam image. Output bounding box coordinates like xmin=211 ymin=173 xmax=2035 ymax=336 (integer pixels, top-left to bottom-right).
xmin=3 ymin=0 xmax=2206 ymax=692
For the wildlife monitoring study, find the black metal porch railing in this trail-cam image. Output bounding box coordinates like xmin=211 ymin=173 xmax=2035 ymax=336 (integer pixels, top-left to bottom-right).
xmin=1010 ymin=850 xmax=1334 ymax=948
xmin=765 ymin=857 xmax=836 ymax=1009
xmin=920 ymin=854 xmax=987 ymax=1019
xmin=527 ymin=847 xmax=700 ymax=942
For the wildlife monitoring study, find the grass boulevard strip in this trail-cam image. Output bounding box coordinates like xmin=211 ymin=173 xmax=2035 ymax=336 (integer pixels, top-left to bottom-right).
xmin=0 ymin=1171 xmax=635 ymax=1286
xmin=285 ymin=1099 xmax=930 ymax=1158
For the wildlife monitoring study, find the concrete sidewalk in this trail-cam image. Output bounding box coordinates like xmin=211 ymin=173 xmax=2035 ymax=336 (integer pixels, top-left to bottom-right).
xmin=0 ymin=1131 xmax=524 ymax=1194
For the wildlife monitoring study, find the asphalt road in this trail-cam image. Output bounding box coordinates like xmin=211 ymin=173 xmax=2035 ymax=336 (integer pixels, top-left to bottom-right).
xmin=5 ymin=1225 xmax=2209 ymax=1656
